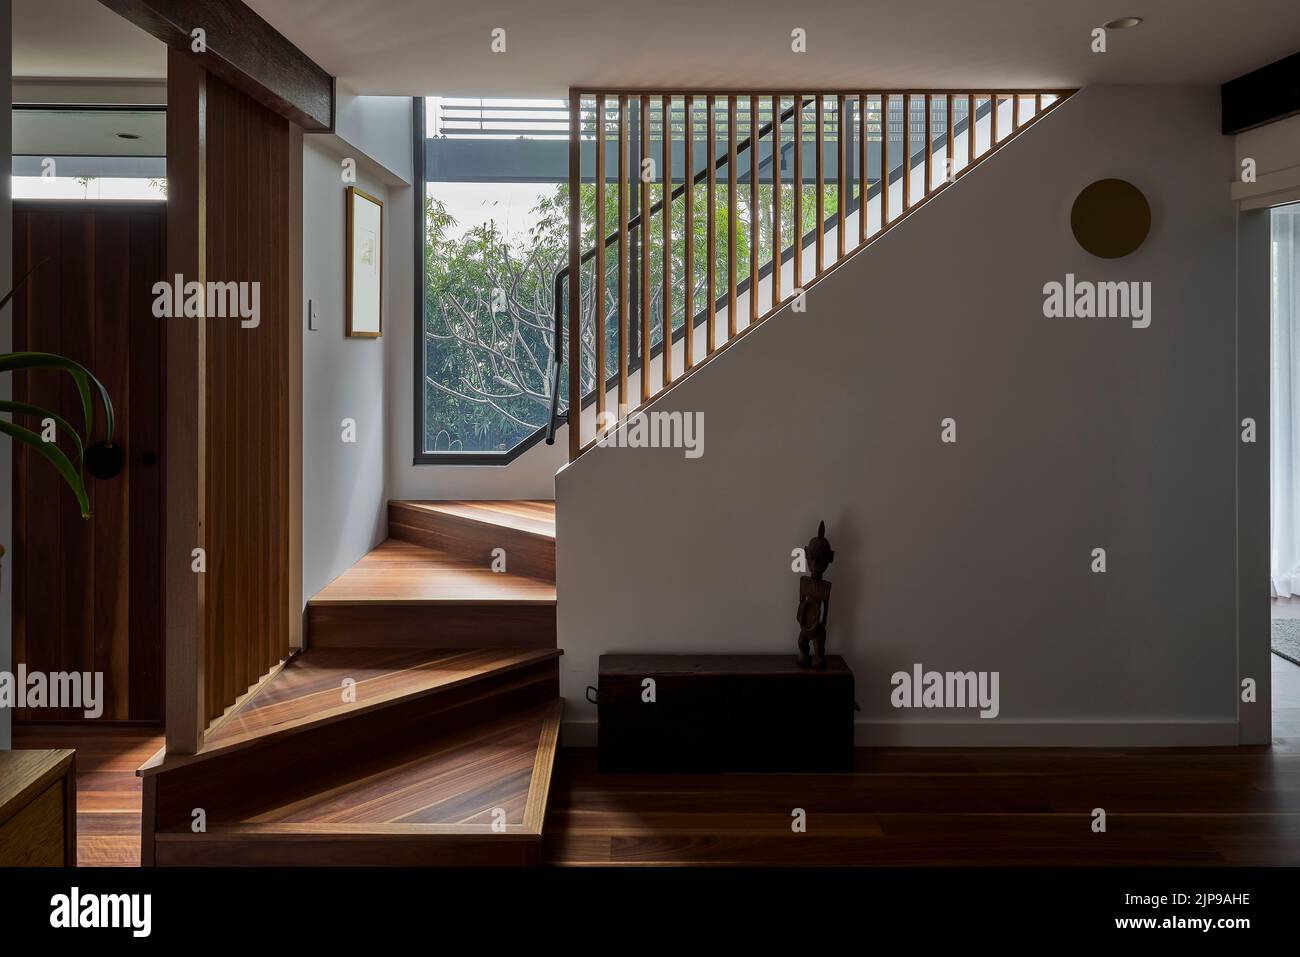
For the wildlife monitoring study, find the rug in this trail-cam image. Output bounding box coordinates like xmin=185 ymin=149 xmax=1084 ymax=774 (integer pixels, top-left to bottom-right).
xmin=1272 ymin=618 xmax=1300 ymax=666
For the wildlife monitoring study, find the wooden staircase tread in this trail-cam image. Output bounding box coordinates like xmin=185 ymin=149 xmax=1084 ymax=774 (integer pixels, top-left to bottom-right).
xmin=391 ymin=500 xmax=556 ymax=539
xmin=141 ymin=647 xmax=561 ymax=774
xmin=308 ymin=539 xmax=556 ymax=605
xmin=161 ymin=699 xmax=564 ymax=836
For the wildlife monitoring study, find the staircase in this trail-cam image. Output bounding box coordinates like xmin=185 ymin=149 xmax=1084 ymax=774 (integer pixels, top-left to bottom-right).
xmin=139 ymin=501 xmax=561 ymax=867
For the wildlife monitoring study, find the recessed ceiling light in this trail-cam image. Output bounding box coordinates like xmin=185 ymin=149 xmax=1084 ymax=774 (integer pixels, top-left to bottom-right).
xmin=116 ymin=132 xmax=141 ymax=140
xmin=1104 ymin=16 xmax=1143 ymax=29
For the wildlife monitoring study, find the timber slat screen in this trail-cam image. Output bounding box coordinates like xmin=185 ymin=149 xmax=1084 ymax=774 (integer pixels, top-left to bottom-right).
xmin=565 ymin=88 xmax=1071 ymax=461
xmin=165 ymin=51 xmax=304 ymax=753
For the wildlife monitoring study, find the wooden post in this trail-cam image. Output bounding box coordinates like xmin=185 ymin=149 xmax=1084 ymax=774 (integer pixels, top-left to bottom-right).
xmin=164 ymin=49 xmax=207 ymax=755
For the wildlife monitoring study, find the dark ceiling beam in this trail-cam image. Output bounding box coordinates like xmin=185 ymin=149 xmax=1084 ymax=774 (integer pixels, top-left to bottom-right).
xmin=1222 ymin=51 xmax=1300 ymax=135
xmin=98 ymin=0 xmax=334 ymax=131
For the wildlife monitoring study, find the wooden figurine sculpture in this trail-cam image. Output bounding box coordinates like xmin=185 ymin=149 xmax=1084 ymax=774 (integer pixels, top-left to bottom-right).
xmin=796 ymin=521 xmax=835 ymax=669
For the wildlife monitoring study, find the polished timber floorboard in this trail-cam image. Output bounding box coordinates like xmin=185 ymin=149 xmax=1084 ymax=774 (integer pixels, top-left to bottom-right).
xmin=15 ymin=655 xmax=1300 ymax=867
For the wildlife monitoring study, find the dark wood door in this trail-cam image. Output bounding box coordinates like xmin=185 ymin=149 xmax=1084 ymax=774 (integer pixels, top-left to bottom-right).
xmin=11 ymin=202 xmax=165 ymax=722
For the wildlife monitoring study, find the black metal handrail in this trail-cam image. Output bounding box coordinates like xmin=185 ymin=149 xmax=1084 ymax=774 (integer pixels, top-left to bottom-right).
xmin=544 ymin=96 xmax=810 ymax=445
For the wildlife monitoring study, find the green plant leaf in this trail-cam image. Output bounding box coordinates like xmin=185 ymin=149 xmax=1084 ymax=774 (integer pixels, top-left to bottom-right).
xmin=0 ymin=400 xmax=84 ymax=462
xmin=0 ymin=258 xmax=50 ymax=315
xmin=0 ymin=351 xmax=115 ymax=443
xmin=0 ymin=418 xmax=90 ymax=518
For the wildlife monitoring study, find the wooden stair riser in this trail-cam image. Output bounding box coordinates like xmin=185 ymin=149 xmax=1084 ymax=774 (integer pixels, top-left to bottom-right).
xmin=154 ymin=831 xmax=539 ymax=867
xmin=153 ymin=664 xmax=558 ymax=830
xmin=307 ymin=602 xmax=555 ymax=649
xmin=388 ymin=505 xmax=555 ymax=582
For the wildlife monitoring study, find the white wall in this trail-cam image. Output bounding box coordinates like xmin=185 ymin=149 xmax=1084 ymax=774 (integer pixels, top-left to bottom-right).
xmin=300 ymin=139 xmax=391 ymax=602
xmin=299 ymin=96 xmax=411 ymax=604
xmin=557 ymin=85 xmax=1241 ymax=747
xmin=1 ymin=0 xmax=13 ymax=749
xmin=335 ymin=85 xmax=413 ymax=187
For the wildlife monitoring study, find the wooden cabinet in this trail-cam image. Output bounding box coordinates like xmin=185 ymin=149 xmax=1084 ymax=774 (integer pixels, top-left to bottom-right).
xmin=0 ymin=750 xmax=77 ymax=866
xmin=597 ymin=654 xmax=855 ymax=772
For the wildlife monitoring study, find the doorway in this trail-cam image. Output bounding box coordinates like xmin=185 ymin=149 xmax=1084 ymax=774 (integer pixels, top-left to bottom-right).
xmin=10 ymin=202 xmax=166 ymax=723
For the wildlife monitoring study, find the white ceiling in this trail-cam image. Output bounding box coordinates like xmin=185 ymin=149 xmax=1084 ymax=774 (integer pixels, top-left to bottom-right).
xmin=11 ymin=0 xmax=1300 ymax=94
xmin=13 ymin=0 xmax=166 ymax=79
xmin=241 ymin=0 xmax=1300 ymax=96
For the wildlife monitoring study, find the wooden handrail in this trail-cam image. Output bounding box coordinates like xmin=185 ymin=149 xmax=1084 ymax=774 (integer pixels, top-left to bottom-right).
xmin=559 ymin=88 xmax=1071 ymax=459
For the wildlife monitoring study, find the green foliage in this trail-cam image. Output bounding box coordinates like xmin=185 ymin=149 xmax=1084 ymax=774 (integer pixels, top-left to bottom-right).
xmin=0 ymin=266 xmax=116 ymax=518
xmin=422 ymin=175 xmax=840 ymax=454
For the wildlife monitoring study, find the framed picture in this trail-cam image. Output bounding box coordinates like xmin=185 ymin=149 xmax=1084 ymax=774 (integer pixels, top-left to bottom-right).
xmin=346 ymin=186 xmax=384 ymax=337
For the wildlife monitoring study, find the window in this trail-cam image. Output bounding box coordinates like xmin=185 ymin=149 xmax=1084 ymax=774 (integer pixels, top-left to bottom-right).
xmin=11 ymin=106 xmax=165 ymax=201
xmin=416 ymin=96 xmax=570 ymax=461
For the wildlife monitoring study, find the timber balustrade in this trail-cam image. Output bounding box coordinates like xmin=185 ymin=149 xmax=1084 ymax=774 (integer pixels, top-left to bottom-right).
xmin=553 ymin=89 xmax=1072 ymax=461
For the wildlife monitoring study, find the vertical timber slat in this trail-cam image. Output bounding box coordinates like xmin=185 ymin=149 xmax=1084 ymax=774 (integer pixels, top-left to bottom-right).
xmin=705 ymin=95 xmax=716 ymax=354
xmin=749 ymin=94 xmax=759 ymax=326
xmin=837 ymin=95 xmax=846 ymax=262
xmin=567 ymin=90 xmax=581 ymax=458
xmin=771 ymin=95 xmax=780 ymax=306
xmin=617 ymin=96 xmax=629 ymax=414
xmin=727 ymin=95 xmax=737 ymax=339
xmin=793 ymin=94 xmax=803 ymax=290
xmin=662 ymin=95 xmax=672 ymax=387
xmin=640 ymin=96 xmax=651 ymax=402
xmin=858 ymin=94 xmax=867 ymax=245
xmin=594 ymin=95 xmax=607 ymax=431
xmin=815 ymin=94 xmax=824 ymax=273
xmin=683 ymin=95 xmax=695 ymax=370
xmin=164 ymin=50 xmax=207 ymax=753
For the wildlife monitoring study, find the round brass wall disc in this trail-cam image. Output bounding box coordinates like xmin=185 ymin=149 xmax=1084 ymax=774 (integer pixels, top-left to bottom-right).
xmin=1070 ymin=178 xmax=1150 ymax=259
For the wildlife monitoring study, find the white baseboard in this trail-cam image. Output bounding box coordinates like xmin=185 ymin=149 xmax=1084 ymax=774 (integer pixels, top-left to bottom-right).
xmin=559 ymin=718 xmax=1241 ymax=749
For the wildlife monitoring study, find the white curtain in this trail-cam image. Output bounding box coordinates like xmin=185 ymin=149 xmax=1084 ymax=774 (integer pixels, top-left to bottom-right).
xmin=1272 ymin=204 xmax=1300 ymax=596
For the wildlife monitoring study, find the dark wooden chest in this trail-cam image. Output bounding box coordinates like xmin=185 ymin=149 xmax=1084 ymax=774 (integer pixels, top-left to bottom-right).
xmin=596 ymin=654 xmax=855 ymax=772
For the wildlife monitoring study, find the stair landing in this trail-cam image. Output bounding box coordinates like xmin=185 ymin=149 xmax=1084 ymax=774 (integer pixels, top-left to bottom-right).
xmin=310 ymin=539 xmax=554 ymax=605
xmin=306 ymin=501 xmax=557 ymax=649
xmin=154 ymin=699 xmax=563 ymax=866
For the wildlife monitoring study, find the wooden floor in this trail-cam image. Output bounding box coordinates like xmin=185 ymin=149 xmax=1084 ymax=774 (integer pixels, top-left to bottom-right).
xmin=543 ymin=654 xmax=1300 ymax=867
xmin=17 ymin=654 xmax=1300 ymax=867
xmin=11 ymin=726 xmax=162 ymax=866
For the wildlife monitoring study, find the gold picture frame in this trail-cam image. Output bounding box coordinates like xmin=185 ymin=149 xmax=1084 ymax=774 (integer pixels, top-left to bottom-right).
xmin=346 ymin=186 xmax=384 ymax=337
